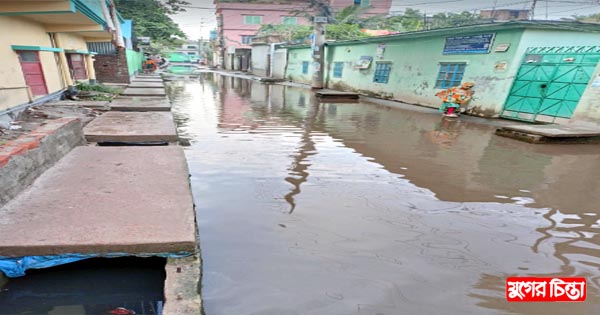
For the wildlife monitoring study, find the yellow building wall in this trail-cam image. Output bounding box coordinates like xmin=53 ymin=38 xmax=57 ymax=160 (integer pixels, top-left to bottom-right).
xmin=55 ymin=32 xmax=89 ymax=51
xmin=0 ymin=16 xmax=64 ymax=111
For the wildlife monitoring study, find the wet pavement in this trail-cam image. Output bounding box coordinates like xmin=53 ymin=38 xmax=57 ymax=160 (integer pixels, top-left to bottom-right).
xmin=170 ymin=74 xmax=600 ymax=315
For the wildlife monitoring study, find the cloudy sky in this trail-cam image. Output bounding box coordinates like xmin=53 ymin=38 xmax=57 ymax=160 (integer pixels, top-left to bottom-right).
xmin=171 ymin=0 xmax=600 ymax=40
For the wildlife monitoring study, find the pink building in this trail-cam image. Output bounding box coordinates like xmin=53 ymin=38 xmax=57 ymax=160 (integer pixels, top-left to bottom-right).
xmin=214 ymin=0 xmax=391 ymax=70
xmin=215 ymin=0 xmax=312 ymax=70
xmin=329 ymin=0 xmax=392 ymax=17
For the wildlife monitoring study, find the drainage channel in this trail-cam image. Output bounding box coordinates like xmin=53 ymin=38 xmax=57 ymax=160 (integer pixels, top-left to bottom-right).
xmin=0 ymin=257 xmax=166 ymax=315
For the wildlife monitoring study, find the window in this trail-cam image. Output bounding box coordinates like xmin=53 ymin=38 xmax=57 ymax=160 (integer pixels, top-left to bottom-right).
xmin=18 ymin=51 xmax=39 ymax=62
xmin=354 ymin=0 xmax=370 ymax=7
xmin=282 ymin=16 xmax=298 ymax=25
xmin=244 ymin=15 xmax=262 ymax=25
xmin=333 ymin=62 xmax=344 ymax=78
xmin=241 ymin=35 xmax=254 ymax=45
xmin=435 ymin=63 xmax=466 ymax=88
xmin=373 ymin=62 xmax=391 ymax=83
xmin=302 ymin=61 xmax=309 ymax=74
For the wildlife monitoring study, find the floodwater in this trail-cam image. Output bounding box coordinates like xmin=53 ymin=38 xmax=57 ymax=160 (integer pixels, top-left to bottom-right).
xmin=0 ymin=257 xmax=165 ymax=315
xmin=170 ymin=74 xmax=600 ymax=315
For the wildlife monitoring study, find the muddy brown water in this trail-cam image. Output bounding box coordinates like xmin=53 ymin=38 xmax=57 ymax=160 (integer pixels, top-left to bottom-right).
xmin=170 ymin=74 xmax=600 ymax=315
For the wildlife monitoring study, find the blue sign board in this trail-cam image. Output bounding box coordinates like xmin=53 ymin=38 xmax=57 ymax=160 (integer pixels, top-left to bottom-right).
xmin=443 ymin=33 xmax=495 ymax=55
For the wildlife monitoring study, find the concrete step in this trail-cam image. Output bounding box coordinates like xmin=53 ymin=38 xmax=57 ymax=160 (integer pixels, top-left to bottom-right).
xmin=315 ymin=90 xmax=360 ymax=99
xmin=0 ymin=146 xmax=196 ymax=257
xmin=128 ymin=82 xmax=165 ymax=89
xmin=84 ymin=111 xmax=178 ymax=144
xmin=43 ymin=100 xmax=110 ymax=109
xmin=131 ymin=78 xmax=164 ymax=83
xmin=496 ymin=124 xmax=600 ymax=143
xmin=121 ymin=87 xmax=166 ymax=97
xmin=110 ymin=97 xmax=171 ymax=112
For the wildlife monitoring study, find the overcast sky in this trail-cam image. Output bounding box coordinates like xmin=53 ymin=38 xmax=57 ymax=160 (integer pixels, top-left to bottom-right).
xmin=171 ymin=0 xmax=600 ymax=40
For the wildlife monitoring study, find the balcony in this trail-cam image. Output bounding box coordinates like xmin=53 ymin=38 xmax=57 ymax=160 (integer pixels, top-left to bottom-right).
xmin=0 ymin=0 xmax=120 ymax=39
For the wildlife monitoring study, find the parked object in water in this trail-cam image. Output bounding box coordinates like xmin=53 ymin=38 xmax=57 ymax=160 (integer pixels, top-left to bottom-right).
xmin=110 ymin=307 xmax=136 ymax=314
xmin=435 ymin=82 xmax=475 ymax=117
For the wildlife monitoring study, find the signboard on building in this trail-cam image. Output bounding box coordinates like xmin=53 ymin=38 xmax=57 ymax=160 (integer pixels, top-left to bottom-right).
xmin=443 ymin=33 xmax=495 ymax=55
xmin=355 ymin=56 xmax=373 ymax=69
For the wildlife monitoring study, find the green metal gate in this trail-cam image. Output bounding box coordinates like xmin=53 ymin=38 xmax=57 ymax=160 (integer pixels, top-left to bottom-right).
xmin=502 ymin=46 xmax=600 ymax=122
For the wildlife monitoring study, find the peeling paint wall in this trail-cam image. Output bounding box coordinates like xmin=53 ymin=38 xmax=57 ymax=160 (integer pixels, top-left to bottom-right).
xmin=286 ymin=47 xmax=313 ymax=85
xmin=572 ymin=61 xmax=600 ymax=124
xmin=323 ymin=30 xmax=525 ymax=117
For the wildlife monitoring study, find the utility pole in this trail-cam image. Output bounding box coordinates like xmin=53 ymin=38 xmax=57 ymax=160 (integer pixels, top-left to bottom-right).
xmin=312 ymin=18 xmax=326 ymax=89
xmin=310 ymin=0 xmax=332 ymax=89
xmin=530 ymin=0 xmax=538 ymax=20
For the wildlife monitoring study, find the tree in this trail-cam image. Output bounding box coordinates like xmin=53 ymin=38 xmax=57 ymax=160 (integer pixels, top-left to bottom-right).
xmin=115 ymin=0 xmax=187 ymax=46
xmin=256 ymin=25 xmax=313 ymax=43
xmin=575 ymin=13 xmax=600 ymax=23
xmin=326 ymin=24 xmax=369 ymax=40
xmin=430 ymin=11 xmax=483 ymax=29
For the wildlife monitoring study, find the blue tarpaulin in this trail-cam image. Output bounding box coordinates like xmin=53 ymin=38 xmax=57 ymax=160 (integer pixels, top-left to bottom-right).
xmin=0 ymin=252 xmax=192 ymax=278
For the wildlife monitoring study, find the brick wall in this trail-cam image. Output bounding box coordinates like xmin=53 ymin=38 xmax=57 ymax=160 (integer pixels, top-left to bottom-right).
xmin=94 ymin=47 xmax=131 ymax=84
xmin=0 ymin=118 xmax=84 ymax=206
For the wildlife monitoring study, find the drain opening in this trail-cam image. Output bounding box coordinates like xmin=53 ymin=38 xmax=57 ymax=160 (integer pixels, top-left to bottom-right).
xmin=0 ymin=257 xmax=166 ymax=315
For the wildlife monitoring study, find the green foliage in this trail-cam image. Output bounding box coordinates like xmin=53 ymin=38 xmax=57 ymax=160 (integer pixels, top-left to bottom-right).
xmin=256 ymin=24 xmax=313 ymax=42
xmin=76 ymin=82 xmax=119 ymax=94
xmin=575 ymin=13 xmax=600 ymax=23
xmin=326 ymin=24 xmax=369 ymax=40
xmin=115 ymin=0 xmax=187 ymax=46
xmin=430 ymin=11 xmax=483 ymax=29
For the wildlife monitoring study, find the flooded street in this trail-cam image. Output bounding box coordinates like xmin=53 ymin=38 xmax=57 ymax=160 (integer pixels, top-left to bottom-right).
xmin=170 ymin=74 xmax=600 ymax=315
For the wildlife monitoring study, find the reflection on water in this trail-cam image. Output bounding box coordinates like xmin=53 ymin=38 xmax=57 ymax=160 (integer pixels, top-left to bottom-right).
xmin=170 ymin=75 xmax=600 ymax=314
xmin=0 ymin=258 xmax=165 ymax=315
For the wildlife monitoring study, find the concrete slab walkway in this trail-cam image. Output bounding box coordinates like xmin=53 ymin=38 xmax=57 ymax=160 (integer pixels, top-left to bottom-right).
xmin=0 ymin=146 xmax=196 ymax=257
xmin=43 ymin=100 xmax=109 ymax=109
xmin=122 ymin=87 xmax=166 ymax=97
xmin=135 ymin=74 xmax=161 ymax=78
xmin=84 ymin=111 xmax=178 ymax=143
xmin=497 ymin=123 xmax=600 ymax=143
xmin=110 ymin=97 xmax=171 ymax=112
xmin=131 ymin=78 xmax=164 ymax=83
xmin=128 ymin=81 xmax=165 ymax=88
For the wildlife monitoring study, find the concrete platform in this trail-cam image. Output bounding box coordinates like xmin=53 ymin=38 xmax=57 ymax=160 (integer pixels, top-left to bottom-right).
xmin=496 ymin=124 xmax=600 ymax=143
xmin=110 ymin=97 xmax=171 ymax=112
xmin=84 ymin=111 xmax=178 ymax=143
xmin=135 ymin=74 xmax=161 ymax=78
xmin=43 ymin=100 xmax=109 ymax=109
xmin=315 ymin=90 xmax=360 ymax=99
xmin=128 ymin=81 xmax=165 ymax=88
xmin=132 ymin=77 xmax=164 ymax=82
xmin=0 ymin=146 xmax=196 ymax=257
xmin=121 ymin=87 xmax=166 ymax=96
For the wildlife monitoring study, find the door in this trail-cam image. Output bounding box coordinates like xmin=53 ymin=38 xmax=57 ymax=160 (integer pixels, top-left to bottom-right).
xmin=17 ymin=51 xmax=48 ymax=96
xmin=67 ymin=53 xmax=88 ymax=80
xmin=502 ymin=46 xmax=600 ymax=122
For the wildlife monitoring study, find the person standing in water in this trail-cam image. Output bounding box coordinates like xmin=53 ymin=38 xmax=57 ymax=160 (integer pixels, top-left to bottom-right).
xmin=435 ymin=82 xmax=475 ymax=117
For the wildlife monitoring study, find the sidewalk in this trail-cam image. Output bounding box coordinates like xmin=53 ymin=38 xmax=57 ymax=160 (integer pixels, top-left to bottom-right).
xmin=0 ymin=73 xmax=201 ymax=314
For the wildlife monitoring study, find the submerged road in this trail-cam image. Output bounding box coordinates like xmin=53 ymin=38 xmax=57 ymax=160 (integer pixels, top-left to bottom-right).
xmin=170 ymin=74 xmax=600 ymax=315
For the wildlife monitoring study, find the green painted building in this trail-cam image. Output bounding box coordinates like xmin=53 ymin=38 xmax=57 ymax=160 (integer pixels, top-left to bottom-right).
xmin=284 ymin=21 xmax=600 ymax=123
